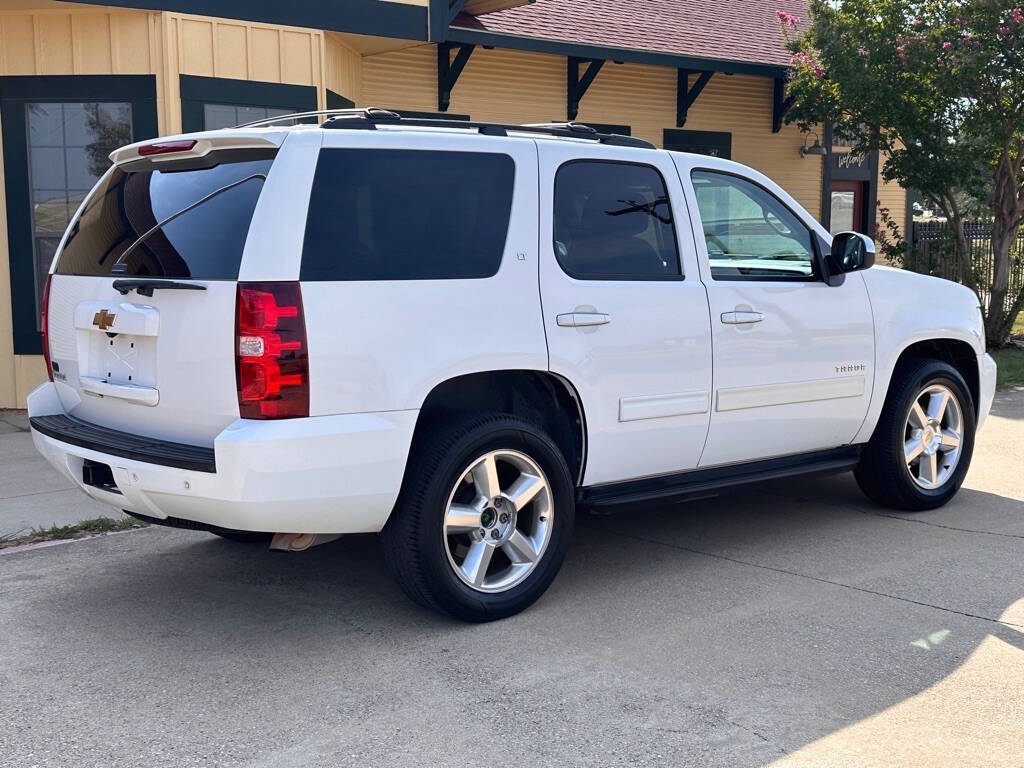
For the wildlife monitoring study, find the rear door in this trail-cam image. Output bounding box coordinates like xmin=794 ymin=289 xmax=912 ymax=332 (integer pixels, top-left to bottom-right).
xmin=538 ymin=142 xmax=713 ymax=486
xmin=44 ymin=131 xmax=294 ymax=446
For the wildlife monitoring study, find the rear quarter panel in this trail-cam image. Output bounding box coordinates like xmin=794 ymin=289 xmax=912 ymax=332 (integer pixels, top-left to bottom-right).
xmin=295 ymin=131 xmax=547 ymax=415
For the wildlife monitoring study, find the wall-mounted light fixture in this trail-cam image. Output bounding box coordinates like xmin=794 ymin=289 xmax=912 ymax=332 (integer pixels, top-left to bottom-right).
xmin=800 ymin=132 xmax=827 ymax=157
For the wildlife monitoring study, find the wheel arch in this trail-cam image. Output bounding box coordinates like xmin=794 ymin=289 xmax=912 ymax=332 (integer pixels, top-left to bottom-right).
xmin=857 ymin=336 xmax=980 ymax=444
xmin=405 ymin=370 xmax=588 ymax=488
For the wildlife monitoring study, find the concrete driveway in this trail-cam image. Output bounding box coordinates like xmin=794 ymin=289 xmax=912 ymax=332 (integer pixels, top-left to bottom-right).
xmin=2 ymin=390 xmax=1022 ymax=767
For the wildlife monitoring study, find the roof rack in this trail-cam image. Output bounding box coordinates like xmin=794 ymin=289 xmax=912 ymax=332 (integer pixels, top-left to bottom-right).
xmin=234 ymin=108 xmax=378 ymax=129
xmin=233 ymin=107 xmax=655 ymax=149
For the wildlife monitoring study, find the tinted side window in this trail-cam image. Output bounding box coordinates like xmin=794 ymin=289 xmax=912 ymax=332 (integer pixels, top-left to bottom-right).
xmin=553 ymin=161 xmax=681 ymax=280
xmin=301 ymin=149 xmax=514 ymax=281
xmin=55 ymin=155 xmax=274 ymax=280
xmin=690 ymin=170 xmax=817 ymax=281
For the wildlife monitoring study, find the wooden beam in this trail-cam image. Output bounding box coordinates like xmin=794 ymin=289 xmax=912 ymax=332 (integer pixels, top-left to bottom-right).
xmin=676 ymin=69 xmax=713 ymax=127
xmin=773 ymin=77 xmax=796 ymax=133
xmin=437 ymin=42 xmax=475 ymax=112
xmin=567 ymin=57 xmax=604 ymax=121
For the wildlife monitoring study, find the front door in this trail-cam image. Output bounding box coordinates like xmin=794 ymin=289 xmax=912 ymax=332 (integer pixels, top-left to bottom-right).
xmin=679 ymin=161 xmax=874 ymax=467
xmin=538 ymin=142 xmax=713 ymax=486
xmin=829 ymin=180 xmax=865 ymax=235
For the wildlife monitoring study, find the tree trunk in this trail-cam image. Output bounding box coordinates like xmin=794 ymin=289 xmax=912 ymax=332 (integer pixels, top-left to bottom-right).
xmin=951 ymin=218 xmax=975 ymax=292
xmin=985 ymin=164 xmax=1021 ymax=346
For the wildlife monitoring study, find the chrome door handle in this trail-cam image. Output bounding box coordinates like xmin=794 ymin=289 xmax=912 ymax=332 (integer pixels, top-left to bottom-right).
xmin=557 ymin=312 xmax=610 ymax=328
xmin=720 ymin=311 xmax=765 ymax=325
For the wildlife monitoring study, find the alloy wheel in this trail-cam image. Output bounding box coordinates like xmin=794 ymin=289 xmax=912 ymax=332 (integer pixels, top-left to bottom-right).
xmin=903 ymin=383 xmax=964 ymax=490
xmin=442 ymin=449 xmax=553 ymax=593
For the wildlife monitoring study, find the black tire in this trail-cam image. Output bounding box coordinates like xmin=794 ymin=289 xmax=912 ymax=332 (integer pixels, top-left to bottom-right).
xmin=855 ymin=359 xmax=976 ymax=511
xmin=381 ymin=413 xmax=575 ymax=622
xmin=209 ymin=530 xmax=272 ymax=544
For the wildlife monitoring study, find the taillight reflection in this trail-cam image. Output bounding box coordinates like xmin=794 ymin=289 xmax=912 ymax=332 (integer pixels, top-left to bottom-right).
xmin=235 ymin=282 xmax=309 ymax=419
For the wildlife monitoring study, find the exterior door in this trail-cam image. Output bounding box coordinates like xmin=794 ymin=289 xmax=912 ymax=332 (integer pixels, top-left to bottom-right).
xmin=829 ymin=180 xmax=864 ymax=235
xmin=538 ymin=142 xmax=713 ymax=486
xmin=678 ymin=161 xmax=874 ymax=468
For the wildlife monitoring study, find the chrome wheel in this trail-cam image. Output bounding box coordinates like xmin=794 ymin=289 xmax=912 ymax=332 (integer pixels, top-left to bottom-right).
xmin=443 ymin=449 xmax=553 ymax=593
xmin=903 ymin=384 xmax=963 ymax=490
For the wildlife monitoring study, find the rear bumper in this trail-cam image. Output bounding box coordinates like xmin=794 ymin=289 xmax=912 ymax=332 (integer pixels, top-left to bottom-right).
xmin=27 ymin=382 xmax=417 ymax=534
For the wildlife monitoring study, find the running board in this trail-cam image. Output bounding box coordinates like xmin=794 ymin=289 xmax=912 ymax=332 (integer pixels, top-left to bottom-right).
xmin=577 ymin=446 xmax=863 ymax=510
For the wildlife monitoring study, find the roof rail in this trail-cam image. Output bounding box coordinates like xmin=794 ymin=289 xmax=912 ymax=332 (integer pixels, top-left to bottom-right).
xmin=234 ymin=108 xmax=392 ymax=129
xmin=230 ymin=107 xmax=656 ymax=148
xmin=320 ymin=110 xmax=655 ymax=148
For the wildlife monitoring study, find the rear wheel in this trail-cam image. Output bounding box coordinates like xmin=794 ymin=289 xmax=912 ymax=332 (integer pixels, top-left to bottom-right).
xmin=381 ymin=414 xmax=574 ymax=622
xmin=855 ymin=359 xmax=975 ymax=511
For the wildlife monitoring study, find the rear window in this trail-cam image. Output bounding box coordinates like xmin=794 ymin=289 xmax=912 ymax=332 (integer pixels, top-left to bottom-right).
xmin=300 ymin=149 xmax=514 ymax=281
xmin=54 ymin=153 xmax=274 ymax=279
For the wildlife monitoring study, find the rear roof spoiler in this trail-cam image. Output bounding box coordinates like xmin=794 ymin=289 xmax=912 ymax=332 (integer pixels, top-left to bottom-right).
xmin=109 ymin=134 xmax=281 ymax=167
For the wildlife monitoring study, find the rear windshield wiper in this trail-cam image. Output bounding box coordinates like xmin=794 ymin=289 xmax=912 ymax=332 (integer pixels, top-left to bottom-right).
xmin=111 ymin=173 xmax=266 ymax=274
xmin=112 ymin=278 xmax=207 ymax=297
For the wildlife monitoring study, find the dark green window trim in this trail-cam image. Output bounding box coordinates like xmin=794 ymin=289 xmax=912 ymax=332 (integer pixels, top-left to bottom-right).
xmin=326 ymin=90 xmax=355 ymax=110
xmin=179 ymin=75 xmax=317 ymax=132
xmin=0 ymin=74 xmax=157 ymax=356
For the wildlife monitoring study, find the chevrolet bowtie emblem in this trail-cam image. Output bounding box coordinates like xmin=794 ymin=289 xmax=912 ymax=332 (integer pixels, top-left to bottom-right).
xmin=92 ymin=309 xmax=116 ymax=330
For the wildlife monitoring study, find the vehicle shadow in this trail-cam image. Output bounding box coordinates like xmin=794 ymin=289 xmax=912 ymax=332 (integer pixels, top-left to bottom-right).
xmin=29 ymin=469 xmax=1024 ymax=764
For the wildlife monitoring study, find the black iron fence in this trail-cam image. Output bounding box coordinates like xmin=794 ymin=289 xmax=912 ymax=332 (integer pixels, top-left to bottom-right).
xmin=908 ymin=220 xmax=1024 ymax=313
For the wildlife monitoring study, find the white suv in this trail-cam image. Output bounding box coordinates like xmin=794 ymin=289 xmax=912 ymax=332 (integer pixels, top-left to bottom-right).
xmin=29 ymin=110 xmax=997 ymax=621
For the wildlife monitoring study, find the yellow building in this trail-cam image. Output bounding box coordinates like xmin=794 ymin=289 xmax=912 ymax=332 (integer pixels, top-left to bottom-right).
xmin=0 ymin=0 xmax=907 ymax=408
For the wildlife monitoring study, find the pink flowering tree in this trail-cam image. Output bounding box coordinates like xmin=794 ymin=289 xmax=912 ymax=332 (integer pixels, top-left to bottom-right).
xmin=781 ymin=0 xmax=1024 ymax=347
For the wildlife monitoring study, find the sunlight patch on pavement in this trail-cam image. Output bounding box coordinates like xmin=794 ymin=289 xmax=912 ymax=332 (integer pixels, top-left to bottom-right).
xmin=766 ymin=599 xmax=1024 ymax=768
xmin=909 ymin=629 xmax=950 ymax=651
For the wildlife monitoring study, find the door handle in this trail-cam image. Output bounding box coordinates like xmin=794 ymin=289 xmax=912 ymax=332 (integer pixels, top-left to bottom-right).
xmin=720 ymin=310 xmax=765 ymax=325
xmin=557 ymin=312 xmax=610 ymax=328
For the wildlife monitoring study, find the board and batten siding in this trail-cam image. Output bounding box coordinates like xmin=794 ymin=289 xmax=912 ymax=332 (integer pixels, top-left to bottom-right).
xmin=361 ymin=44 xmax=823 ymax=214
xmin=876 ymin=163 xmax=908 ymax=242
xmin=325 ymin=32 xmax=362 ymax=104
xmin=162 ymin=12 xmax=327 ymax=134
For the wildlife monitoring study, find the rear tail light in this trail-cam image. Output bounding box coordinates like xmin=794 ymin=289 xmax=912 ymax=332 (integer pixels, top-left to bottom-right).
xmin=41 ymin=274 xmax=53 ymax=382
xmin=235 ymin=282 xmax=309 ymax=419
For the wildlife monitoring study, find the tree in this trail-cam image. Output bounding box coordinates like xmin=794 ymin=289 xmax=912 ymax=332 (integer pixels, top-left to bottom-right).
xmin=780 ymin=1 xmax=1024 ymax=346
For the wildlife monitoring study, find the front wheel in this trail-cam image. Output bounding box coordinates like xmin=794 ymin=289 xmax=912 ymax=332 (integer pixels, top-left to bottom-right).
xmin=855 ymin=359 xmax=976 ymax=511
xmin=381 ymin=414 xmax=575 ymax=622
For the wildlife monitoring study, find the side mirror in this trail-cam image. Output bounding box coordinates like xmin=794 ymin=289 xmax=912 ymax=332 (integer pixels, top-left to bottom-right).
xmin=828 ymin=231 xmax=876 ymax=274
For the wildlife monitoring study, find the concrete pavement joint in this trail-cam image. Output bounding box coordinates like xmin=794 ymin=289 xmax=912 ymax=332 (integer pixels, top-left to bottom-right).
xmin=759 ymin=486 xmax=1024 ymax=541
xmin=584 ymin=523 xmax=1024 ymax=631
xmin=868 ymin=510 xmax=1024 ymax=540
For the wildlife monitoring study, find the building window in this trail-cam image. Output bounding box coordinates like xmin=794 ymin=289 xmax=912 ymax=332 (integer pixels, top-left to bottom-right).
xmin=1 ymin=75 xmax=157 ymax=355
xmin=179 ymin=75 xmax=317 ymax=132
xmin=26 ymin=102 xmax=133 ymax=320
xmin=664 ymin=129 xmax=732 ymax=159
xmin=202 ymin=103 xmax=295 ymax=130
